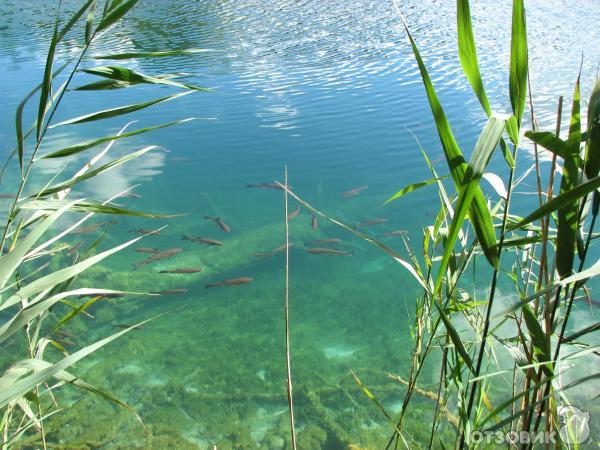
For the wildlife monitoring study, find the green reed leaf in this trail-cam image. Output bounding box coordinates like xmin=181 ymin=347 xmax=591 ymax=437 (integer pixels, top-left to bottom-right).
xmin=521 ymin=304 xmax=553 ymax=376
xmin=72 ymin=73 xmax=181 ymax=91
xmin=36 ymin=13 xmax=59 ymax=142
xmin=48 ymin=91 xmax=193 ymax=127
xmin=556 ymin=74 xmax=581 ymax=278
xmin=0 ymin=236 xmax=144 ymax=313
xmin=509 ymin=0 xmax=528 ymax=128
xmin=525 ymin=130 xmax=568 ymax=159
xmin=400 ymin=14 xmax=498 ymax=268
xmin=85 ymin=1 xmax=96 ymax=44
xmin=96 ymin=0 xmax=138 ymax=33
xmin=434 ymin=115 xmax=506 ymax=295
xmin=37 ymin=0 xmax=96 ymax=141
xmin=434 ymin=300 xmax=474 ymax=372
xmin=584 ymin=77 xmax=600 ymax=179
xmin=0 ymin=289 xmax=121 ymax=344
xmin=82 ymin=66 xmax=209 ymax=91
xmin=563 ymin=322 xmax=600 ymax=344
xmin=92 ymin=48 xmax=214 ymax=60
xmin=0 ymin=201 xmax=76 ymax=291
xmin=18 ymin=358 xmax=142 ymax=425
xmin=32 ymin=146 xmax=160 ymax=198
xmin=484 ymin=373 xmax=599 ymax=433
xmin=507 ymin=176 xmax=600 ymax=231
xmin=384 ymin=176 xmax=446 ymax=204
xmin=19 ymin=200 xmax=181 ymax=218
xmin=0 ymin=319 xmax=149 ymax=408
xmin=39 ymin=118 xmax=193 ymax=159
xmin=456 ymin=0 xmax=490 ymax=115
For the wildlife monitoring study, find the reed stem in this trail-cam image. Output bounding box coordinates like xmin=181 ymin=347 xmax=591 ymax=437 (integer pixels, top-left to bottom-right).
xmin=283 ymin=166 xmax=297 ymax=450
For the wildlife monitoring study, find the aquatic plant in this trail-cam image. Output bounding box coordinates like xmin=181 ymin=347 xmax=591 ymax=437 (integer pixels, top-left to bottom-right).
xmin=0 ymin=0 xmax=206 ymax=447
xmin=281 ymin=0 xmax=599 ymax=447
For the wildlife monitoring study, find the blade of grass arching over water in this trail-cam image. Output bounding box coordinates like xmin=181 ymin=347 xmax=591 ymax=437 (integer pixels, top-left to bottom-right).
xmin=584 ymin=77 xmax=600 ymax=179
xmin=15 ymin=61 xmax=70 ymax=173
xmin=38 ymin=118 xmax=194 ymax=159
xmin=0 ymin=200 xmax=77 ymax=290
xmin=82 ymin=66 xmax=210 ymax=91
xmin=384 ymin=177 xmax=446 ymax=204
xmin=48 ymin=91 xmax=193 ymax=128
xmin=396 ymin=9 xmax=498 ymax=268
xmin=18 ymin=199 xmax=182 ymax=219
xmin=0 ymin=319 xmax=150 ymax=408
xmin=36 ymin=6 xmax=60 ymax=142
xmin=92 ymin=48 xmax=214 ymax=59
xmin=0 ymin=234 xmax=146 ymax=312
xmin=36 ymin=0 xmax=96 ymax=141
xmin=31 ymin=146 xmax=162 ymax=197
xmin=509 ymin=0 xmax=528 ymax=128
xmin=433 ymin=115 xmax=506 ymax=296
xmin=456 ymin=0 xmax=491 ymax=115
xmin=556 ymin=74 xmax=581 ymax=277
xmin=72 ymin=73 xmax=183 ymax=91
xmin=17 ymin=358 xmax=142 ymax=425
xmin=506 ymin=176 xmax=600 ymax=231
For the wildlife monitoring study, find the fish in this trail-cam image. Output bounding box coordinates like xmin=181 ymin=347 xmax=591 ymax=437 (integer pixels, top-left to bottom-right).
xmin=135 ymin=247 xmax=160 ymax=254
xmin=78 ymin=292 xmax=125 ymax=299
xmin=135 ymin=248 xmax=182 ymax=268
xmin=205 ymin=215 xmax=231 ymax=232
xmin=67 ymin=241 xmax=85 ymax=255
xmin=53 ymin=338 xmax=75 ymax=347
xmin=205 ymin=277 xmax=253 ymax=289
xmin=0 ymin=194 xmax=15 ymax=199
xmin=355 ymin=218 xmax=388 ymax=229
xmin=306 ymin=247 xmax=353 ymax=256
xmin=310 ymin=214 xmax=318 ymax=229
xmin=159 ymin=268 xmax=202 ymax=274
xmin=287 ymin=205 xmax=300 ymax=220
xmin=113 ymin=324 xmax=144 ymax=330
xmin=151 ymin=288 xmax=188 ymax=295
xmin=382 ymin=230 xmax=408 ymax=237
xmin=182 ymin=235 xmax=223 ymax=246
xmin=254 ymin=243 xmax=292 ymax=257
xmin=341 ymin=185 xmax=368 ymax=198
xmin=53 ymin=329 xmax=78 ymax=340
xmin=129 ymin=229 xmax=161 ymax=235
xmin=123 ymin=192 xmax=142 ymax=199
xmin=246 ymin=182 xmax=291 ymax=190
xmin=72 ymin=222 xmax=106 ymax=234
xmin=171 ymin=157 xmax=191 ymax=162
xmin=305 ymin=238 xmax=342 ymax=246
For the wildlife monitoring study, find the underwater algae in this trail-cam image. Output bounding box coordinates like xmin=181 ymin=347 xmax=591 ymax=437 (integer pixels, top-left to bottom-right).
xmin=16 ymin=215 xmax=454 ymax=449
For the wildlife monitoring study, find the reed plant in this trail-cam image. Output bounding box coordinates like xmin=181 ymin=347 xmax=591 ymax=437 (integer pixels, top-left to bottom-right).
xmin=283 ymin=0 xmax=599 ymax=447
xmin=0 ymin=0 xmax=206 ymax=447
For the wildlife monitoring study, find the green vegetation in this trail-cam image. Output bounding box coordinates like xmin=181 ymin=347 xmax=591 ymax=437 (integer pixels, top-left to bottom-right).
xmin=1 ymin=0 xmax=598 ymax=448
xmin=0 ymin=0 xmax=206 ymax=446
xmin=281 ymin=0 xmax=599 ymax=447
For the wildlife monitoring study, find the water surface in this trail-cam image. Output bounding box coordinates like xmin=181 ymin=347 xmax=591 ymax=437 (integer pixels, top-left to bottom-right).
xmin=1 ymin=0 xmax=599 ymax=448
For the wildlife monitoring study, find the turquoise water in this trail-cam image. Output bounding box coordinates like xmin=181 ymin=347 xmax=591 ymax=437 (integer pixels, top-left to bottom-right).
xmin=1 ymin=1 xmax=600 ymax=448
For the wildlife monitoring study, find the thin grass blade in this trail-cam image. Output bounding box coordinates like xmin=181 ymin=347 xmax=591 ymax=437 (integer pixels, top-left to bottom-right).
xmin=398 ymin=12 xmax=498 ymax=267
xmin=509 ymin=0 xmax=528 ymax=128
xmin=48 ymin=91 xmax=193 ymax=128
